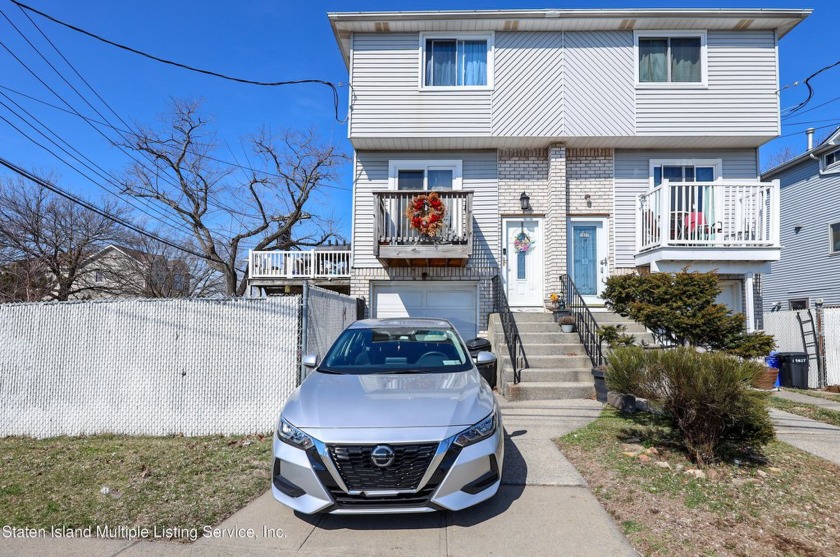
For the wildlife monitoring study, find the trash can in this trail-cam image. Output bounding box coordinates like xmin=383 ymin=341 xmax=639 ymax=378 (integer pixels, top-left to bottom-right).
xmin=466 ymin=337 xmax=496 ymax=388
xmin=776 ymin=352 xmax=809 ymax=389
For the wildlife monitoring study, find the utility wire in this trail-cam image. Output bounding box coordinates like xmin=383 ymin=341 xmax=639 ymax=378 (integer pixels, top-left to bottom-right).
xmin=11 ymin=0 xmax=347 ymax=123
xmin=0 ymin=156 xmax=209 ymax=260
xmin=782 ymin=58 xmax=840 ymax=115
xmin=782 ymin=94 xmax=840 ymax=120
xmin=775 ymin=121 xmax=840 ymax=140
xmin=0 ymin=84 xmax=352 ymax=192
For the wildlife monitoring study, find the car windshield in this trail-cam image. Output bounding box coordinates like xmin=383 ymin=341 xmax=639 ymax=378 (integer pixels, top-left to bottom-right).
xmin=319 ymin=326 xmax=472 ymax=375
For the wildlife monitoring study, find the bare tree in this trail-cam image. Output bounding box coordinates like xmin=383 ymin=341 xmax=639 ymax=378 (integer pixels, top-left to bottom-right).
xmin=0 ymin=175 xmax=128 ymax=301
xmin=119 ymin=100 xmax=347 ymax=296
xmin=763 ymin=145 xmax=797 ymax=172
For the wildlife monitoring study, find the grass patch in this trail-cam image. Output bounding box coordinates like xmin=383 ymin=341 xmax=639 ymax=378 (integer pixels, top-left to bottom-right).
xmin=557 ymin=408 xmax=840 ymax=556
xmin=784 ymin=388 xmax=840 ymax=404
xmin=769 ymin=397 xmax=840 ymax=428
xmin=0 ymin=434 xmax=271 ymax=538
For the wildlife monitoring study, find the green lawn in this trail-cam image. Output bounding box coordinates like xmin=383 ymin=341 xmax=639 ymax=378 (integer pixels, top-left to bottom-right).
xmin=0 ymin=434 xmax=272 ymax=538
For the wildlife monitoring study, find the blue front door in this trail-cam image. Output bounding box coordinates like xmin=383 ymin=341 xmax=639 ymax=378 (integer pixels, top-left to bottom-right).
xmin=572 ymin=225 xmax=597 ymax=295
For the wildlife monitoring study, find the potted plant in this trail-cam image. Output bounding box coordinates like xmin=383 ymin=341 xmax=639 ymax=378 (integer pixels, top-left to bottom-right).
xmin=559 ymin=315 xmax=576 ymax=333
xmin=549 ymin=292 xmax=570 ymax=322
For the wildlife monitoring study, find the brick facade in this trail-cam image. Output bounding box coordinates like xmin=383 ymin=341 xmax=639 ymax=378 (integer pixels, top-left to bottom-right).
xmin=567 ymin=148 xmax=615 ymax=276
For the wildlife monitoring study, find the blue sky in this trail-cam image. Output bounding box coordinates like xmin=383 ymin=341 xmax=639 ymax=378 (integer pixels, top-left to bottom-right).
xmin=1 ymin=1 xmax=837 ymax=245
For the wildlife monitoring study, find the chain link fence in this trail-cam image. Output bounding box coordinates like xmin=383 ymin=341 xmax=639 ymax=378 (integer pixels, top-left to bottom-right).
xmin=301 ymin=283 xmax=360 ymax=380
xmin=0 ymin=297 xmax=302 ymax=437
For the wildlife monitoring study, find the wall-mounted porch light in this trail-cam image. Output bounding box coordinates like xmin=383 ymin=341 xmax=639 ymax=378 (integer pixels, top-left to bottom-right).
xmin=519 ymin=191 xmax=531 ymax=211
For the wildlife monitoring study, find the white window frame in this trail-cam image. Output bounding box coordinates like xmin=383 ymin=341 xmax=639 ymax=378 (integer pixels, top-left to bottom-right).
xmin=821 ymin=148 xmax=840 ymax=175
xmin=388 ymin=160 xmax=463 ymax=190
xmin=648 ymin=159 xmax=722 ymax=188
xmin=789 ymin=297 xmax=810 ymax=310
xmin=418 ymin=32 xmax=495 ymax=91
xmin=634 ymin=30 xmax=708 ymax=88
xmin=830 ymin=222 xmax=840 ymax=255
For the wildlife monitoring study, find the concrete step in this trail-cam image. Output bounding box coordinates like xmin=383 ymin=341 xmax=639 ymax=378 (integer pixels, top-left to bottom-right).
xmin=518 ymin=331 xmax=582 ymax=344
xmin=509 ymin=312 xmax=556 ymax=323
xmin=504 ymin=368 xmax=593 ymax=383
xmin=595 ymin=321 xmax=647 ymax=333
xmin=517 ymin=343 xmax=585 ymax=356
xmin=590 ymin=312 xmax=630 ymax=323
xmin=501 ymin=354 xmax=591 ymax=369
xmin=514 ymin=321 xmax=571 ymax=333
xmin=505 ymin=381 xmax=596 ymax=401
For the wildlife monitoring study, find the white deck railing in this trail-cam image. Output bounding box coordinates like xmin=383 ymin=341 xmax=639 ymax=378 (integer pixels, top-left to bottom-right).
xmin=248 ymin=250 xmax=350 ymax=279
xmin=637 ymin=180 xmax=780 ymax=253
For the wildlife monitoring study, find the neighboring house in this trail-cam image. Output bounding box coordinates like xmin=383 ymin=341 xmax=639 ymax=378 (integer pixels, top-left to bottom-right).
xmin=328 ymin=8 xmax=808 ymax=339
xmin=247 ymin=242 xmax=352 ymax=296
xmin=761 ymin=127 xmax=840 ymax=310
xmin=72 ymin=244 xmax=191 ymax=299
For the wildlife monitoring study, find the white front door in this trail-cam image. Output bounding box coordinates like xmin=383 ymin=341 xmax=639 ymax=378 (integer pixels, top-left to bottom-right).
xmin=504 ymin=218 xmax=544 ymax=307
xmin=567 ymin=218 xmax=609 ymax=306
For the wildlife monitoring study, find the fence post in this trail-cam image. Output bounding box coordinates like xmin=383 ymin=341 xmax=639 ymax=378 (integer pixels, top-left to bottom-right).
xmin=300 ymin=280 xmax=309 ymax=384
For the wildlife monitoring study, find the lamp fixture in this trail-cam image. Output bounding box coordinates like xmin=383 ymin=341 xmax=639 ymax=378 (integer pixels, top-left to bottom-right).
xmin=519 ymin=191 xmax=531 ymax=211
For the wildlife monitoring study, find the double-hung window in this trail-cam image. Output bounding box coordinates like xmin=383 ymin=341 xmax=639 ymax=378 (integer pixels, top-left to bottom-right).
xmin=636 ymin=32 xmax=705 ymax=84
xmin=831 ymin=223 xmax=840 ymax=254
xmin=422 ymin=34 xmax=492 ymax=88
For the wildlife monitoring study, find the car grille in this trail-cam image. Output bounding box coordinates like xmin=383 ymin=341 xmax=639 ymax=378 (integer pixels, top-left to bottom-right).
xmin=327 ymin=443 xmax=438 ymax=491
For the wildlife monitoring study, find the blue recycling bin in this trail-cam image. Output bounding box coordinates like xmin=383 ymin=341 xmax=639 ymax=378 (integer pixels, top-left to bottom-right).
xmin=765 ymin=351 xmax=780 ymax=388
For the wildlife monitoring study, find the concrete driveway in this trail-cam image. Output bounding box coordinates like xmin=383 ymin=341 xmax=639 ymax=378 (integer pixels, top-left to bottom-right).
xmin=0 ymin=399 xmax=635 ymax=557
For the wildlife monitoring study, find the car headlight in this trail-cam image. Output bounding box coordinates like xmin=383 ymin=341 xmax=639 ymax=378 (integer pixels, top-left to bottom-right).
xmin=454 ymin=412 xmax=497 ymax=447
xmin=276 ymin=417 xmax=314 ymax=450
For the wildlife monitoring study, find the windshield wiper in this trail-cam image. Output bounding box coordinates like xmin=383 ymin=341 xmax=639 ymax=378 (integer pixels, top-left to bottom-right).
xmin=316 ymin=368 xmax=346 ymax=375
xmin=377 ymin=369 xmax=429 ymax=375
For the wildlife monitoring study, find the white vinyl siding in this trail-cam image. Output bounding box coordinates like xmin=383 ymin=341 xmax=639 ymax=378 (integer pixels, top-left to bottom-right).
xmin=564 ymin=31 xmax=635 ymax=137
xmin=350 ymin=33 xmax=492 ymax=138
xmin=613 ymin=149 xmax=759 ymax=267
xmin=763 ymin=157 xmax=840 ymax=309
xmin=352 ymin=151 xmax=498 ymax=269
xmin=636 ymin=31 xmax=778 ymax=136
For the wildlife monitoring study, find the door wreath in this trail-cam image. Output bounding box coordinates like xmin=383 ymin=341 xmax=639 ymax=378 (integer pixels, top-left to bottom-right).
xmin=513 ymin=231 xmax=532 ymax=253
xmin=406 ymin=192 xmax=446 ymax=236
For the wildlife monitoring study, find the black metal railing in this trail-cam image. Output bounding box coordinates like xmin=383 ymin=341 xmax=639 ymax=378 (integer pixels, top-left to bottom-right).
xmin=492 ymin=275 xmax=527 ymax=383
xmin=559 ymin=274 xmax=603 ymax=368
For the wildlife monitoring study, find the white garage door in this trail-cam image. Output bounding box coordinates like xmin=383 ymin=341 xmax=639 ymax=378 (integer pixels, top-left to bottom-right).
xmin=372 ymin=282 xmax=478 ymax=340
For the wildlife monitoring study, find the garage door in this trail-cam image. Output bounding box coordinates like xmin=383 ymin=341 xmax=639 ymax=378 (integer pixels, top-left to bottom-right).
xmin=372 ymin=282 xmax=478 ymax=339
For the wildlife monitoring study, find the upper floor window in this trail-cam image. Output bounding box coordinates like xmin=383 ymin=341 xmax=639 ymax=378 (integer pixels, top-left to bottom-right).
xmin=824 ymin=149 xmax=840 ymax=170
xmin=421 ymin=34 xmax=493 ymax=88
xmin=831 ymin=222 xmax=840 ymax=254
xmin=636 ymin=32 xmax=706 ymax=85
xmin=389 ymin=160 xmax=462 ymax=191
xmin=94 ymin=271 xmax=104 ymax=284
xmin=652 ymin=163 xmax=717 ymax=187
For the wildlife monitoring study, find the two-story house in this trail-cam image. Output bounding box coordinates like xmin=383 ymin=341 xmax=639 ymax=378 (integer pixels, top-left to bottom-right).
xmin=329 ymin=8 xmax=808 ymax=340
xmin=761 ymin=126 xmax=840 ymax=310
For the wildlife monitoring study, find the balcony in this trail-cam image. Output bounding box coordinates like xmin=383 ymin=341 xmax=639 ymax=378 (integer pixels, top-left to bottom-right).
xmin=635 ymin=180 xmax=780 ymax=273
xmin=248 ymin=249 xmax=350 ymax=291
xmin=373 ymin=190 xmax=473 ymax=266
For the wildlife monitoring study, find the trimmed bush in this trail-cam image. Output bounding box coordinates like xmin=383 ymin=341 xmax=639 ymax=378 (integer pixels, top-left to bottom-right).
xmin=606 ymin=346 xmax=774 ymax=465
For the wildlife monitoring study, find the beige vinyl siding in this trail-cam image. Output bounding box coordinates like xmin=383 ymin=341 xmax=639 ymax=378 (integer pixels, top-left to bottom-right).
xmin=564 ymin=32 xmax=635 ymax=137
xmin=352 ymin=151 xmax=499 ymax=269
xmin=492 ymin=32 xmax=564 ymax=137
xmin=350 ymin=33 xmax=492 ymax=137
xmin=637 ymin=31 xmax=779 ymax=136
xmin=613 ymin=149 xmax=759 ymax=267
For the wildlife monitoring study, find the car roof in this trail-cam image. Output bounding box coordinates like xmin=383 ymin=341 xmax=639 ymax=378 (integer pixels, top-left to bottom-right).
xmin=348 ymin=318 xmax=455 ymax=330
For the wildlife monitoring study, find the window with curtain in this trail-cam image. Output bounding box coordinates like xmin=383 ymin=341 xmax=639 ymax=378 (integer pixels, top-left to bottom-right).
xmin=425 ymin=38 xmax=488 ymax=87
xmin=639 ymin=36 xmax=701 ymax=83
xmin=652 ymin=164 xmax=716 ymax=215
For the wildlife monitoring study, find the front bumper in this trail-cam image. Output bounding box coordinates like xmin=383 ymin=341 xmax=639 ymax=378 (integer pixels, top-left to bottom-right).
xmin=271 ymin=421 xmax=504 ymax=514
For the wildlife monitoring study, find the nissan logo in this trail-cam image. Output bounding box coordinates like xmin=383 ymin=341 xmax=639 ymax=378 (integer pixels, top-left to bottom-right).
xmin=370 ymin=445 xmax=395 ymax=468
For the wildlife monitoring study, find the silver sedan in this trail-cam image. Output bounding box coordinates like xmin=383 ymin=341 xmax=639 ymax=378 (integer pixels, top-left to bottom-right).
xmin=272 ymin=318 xmax=503 ymax=514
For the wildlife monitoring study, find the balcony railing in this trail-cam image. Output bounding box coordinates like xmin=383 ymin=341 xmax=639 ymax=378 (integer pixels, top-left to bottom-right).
xmin=637 ymin=180 xmax=780 ymax=253
xmin=373 ymin=190 xmax=473 ymax=264
xmin=248 ymin=250 xmax=350 ymax=280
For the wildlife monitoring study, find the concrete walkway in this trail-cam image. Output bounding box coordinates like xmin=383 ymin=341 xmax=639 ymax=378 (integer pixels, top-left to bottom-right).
xmin=773 ymin=389 xmax=840 ymax=412
xmin=0 ymin=399 xmax=636 ymax=557
xmin=770 ymin=408 xmax=840 ymax=467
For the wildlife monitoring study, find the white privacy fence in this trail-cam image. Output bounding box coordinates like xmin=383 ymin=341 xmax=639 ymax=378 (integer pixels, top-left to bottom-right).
xmin=0 ymin=297 xmax=301 ymax=437
xmin=761 ymin=309 xmax=840 ymax=388
xmin=823 ymin=308 xmax=840 ymax=386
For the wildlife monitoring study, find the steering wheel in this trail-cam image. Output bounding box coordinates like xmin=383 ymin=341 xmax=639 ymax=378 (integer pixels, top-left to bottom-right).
xmin=416 ymin=351 xmax=448 ymax=365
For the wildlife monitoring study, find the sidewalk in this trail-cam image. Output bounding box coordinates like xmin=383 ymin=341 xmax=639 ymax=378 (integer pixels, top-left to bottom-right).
xmin=773 ymin=389 xmax=840 ymax=412
xmin=0 ymin=399 xmax=636 ymax=557
xmin=770 ymin=408 xmax=840 ymax=467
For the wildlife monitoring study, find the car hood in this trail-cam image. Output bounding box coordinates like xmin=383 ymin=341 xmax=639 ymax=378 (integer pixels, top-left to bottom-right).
xmin=281 ymin=369 xmax=495 ymax=430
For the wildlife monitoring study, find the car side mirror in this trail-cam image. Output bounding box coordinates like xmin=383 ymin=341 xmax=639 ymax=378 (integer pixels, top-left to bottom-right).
xmin=475 ymin=351 xmax=496 ymax=365
xmin=302 ymin=354 xmax=319 ymax=369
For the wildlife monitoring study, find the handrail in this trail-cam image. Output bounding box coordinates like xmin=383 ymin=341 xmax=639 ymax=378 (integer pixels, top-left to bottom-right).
xmin=559 ymin=274 xmax=603 ymax=368
xmin=492 ymin=275 xmax=527 ymax=383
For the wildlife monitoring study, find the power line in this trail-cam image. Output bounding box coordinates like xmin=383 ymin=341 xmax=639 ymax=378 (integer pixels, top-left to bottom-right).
xmin=775 ymin=121 xmax=840 ymax=140
xmin=0 ymin=157 xmax=209 ymax=260
xmin=782 ymin=94 xmax=840 ymax=120
xmin=782 ymin=58 xmax=840 ymax=116
xmin=11 ymin=0 xmax=348 ymax=123
xmin=0 ymin=84 xmax=352 ymax=192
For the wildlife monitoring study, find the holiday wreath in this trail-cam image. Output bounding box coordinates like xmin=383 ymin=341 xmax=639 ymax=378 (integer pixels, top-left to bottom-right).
xmin=513 ymin=231 xmax=532 ymax=253
xmin=406 ymin=192 xmax=446 ymax=236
